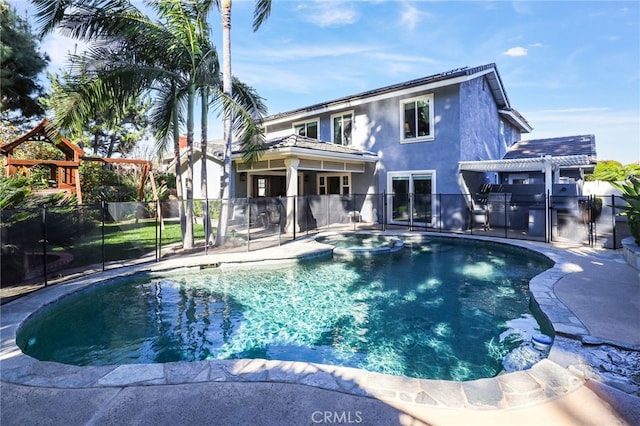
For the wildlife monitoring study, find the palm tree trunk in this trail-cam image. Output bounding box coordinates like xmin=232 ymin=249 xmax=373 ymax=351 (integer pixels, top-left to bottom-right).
xmin=215 ymin=0 xmax=232 ymax=247
xmin=200 ymin=87 xmax=212 ymax=245
xmin=184 ymin=83 xmax=195 ymax=249
xmin=173 ymin=101 xmax=186 ymax=240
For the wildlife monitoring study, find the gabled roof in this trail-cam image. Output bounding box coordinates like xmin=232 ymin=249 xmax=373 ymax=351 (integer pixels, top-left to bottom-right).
xmin=504 ymin=135 xmax=597 ymax=163
xmin=264 ymin=63 xmax=532 ymax=133
xmin=1 ymin=118 xmax=85 ymax=159
xmin=459 ymin=135 xmax=597 ymax=174
xmin=233 ymin=134 xmax=378 ymax=163
xmin=237 ymin=134 xmax=376 ymax=157
xmin=165 ymin=143 xmax=226 ymax=172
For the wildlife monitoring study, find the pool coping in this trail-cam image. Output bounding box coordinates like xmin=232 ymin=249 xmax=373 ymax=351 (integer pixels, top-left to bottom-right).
xmin=0 ymin=233 xmax=589 ymax=410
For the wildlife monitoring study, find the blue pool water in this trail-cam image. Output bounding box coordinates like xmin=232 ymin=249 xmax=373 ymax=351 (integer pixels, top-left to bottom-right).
xmin=18 ymin=238 xmax=553 ymax=381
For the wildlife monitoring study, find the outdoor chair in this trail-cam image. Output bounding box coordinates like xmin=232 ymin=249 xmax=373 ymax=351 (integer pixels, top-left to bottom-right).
xmin=470 ymin=197 xmax=490 ymax=230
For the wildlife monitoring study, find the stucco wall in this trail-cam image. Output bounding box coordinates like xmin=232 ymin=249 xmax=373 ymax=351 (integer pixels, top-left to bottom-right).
xmin=458 ymin=76 xmax=522 ymax=163
xmin=262 ymin=74 xmax=524 ymax=197
xmin=353 ymin=85 xmax=463 ymax=194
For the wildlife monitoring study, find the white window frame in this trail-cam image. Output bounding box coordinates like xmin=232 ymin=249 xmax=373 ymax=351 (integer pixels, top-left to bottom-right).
xmin=400 ymin=94 xmax=434 ymax=143
xmin=386 ymin=170 xmax=436 ymax=226
xmin=330 ymin=111 xmax=354 ymax=146
xmin=317 ymin=173 xmax=351 ymax=195
xmin=293 ymin=118 xmax=319 ymax=139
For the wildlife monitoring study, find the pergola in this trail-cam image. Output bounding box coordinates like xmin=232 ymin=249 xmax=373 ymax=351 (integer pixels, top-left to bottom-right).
xmin=458 ymin=154 xmax=593 ymax=194
xmin=1 ymin=119 xmax=155 ymax=204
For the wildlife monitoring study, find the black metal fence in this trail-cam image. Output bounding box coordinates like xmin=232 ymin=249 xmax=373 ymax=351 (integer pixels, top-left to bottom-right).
xmin=0 ymin=192 xmax=630 ymax=292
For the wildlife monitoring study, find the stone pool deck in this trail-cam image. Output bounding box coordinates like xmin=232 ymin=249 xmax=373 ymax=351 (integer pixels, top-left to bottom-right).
xmin=1 ymin=233 xmax=639 ymax=425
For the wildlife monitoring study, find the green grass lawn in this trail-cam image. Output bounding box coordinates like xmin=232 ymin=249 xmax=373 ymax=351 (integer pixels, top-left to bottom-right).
xmin=58 ymin=220 xmax=208 ymax=266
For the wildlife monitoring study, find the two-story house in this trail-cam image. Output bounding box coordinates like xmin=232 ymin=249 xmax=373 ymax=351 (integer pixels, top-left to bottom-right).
xmin=231 ymin=63 xmax=533 ymax=228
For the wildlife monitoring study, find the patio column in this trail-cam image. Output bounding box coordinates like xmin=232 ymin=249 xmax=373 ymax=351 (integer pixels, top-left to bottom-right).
xmin=284 ymin=158 xmax=300 ymax=233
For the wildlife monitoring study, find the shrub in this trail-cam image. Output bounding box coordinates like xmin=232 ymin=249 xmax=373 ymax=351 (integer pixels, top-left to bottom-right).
xmin=612 ymin=177 xmax=640 ymax=244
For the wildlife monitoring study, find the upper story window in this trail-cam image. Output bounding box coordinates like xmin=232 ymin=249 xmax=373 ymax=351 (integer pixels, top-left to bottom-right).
xmin=294 ymin=119 xmax=319 ymax=139
xmin=331 ymin=112 xmax=353 ymax=146
xmin=400 ymin=94 xmax=434 ymax=142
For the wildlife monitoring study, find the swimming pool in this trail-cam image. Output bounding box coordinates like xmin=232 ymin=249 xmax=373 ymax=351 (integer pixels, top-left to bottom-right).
xmin=17 ymin=237 xmax=553 ymax=381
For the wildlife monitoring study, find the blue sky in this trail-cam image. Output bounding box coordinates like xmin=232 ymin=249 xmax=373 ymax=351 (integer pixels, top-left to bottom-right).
xmin=10 ymin=0 xmax=640 ymax=164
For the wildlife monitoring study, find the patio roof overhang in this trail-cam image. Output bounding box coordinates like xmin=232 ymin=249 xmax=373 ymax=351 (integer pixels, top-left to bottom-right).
xmin=458 ymin=155 xmax=594 ymax=173
xmin=234 ymin=135 xmax=378 ymax=174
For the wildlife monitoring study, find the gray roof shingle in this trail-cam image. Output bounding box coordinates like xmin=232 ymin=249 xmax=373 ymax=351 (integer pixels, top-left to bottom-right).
xmin=234 ymin=134 xmax=376 ymax=157
xmin=266 ymin=64 xmax=508 ymax=119
xmin=503 ymin=135 xmax=597 ymax=162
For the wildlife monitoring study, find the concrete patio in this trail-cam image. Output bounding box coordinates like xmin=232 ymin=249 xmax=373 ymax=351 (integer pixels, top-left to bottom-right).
xmin=1 ymin=234 xmax=638 ymax=425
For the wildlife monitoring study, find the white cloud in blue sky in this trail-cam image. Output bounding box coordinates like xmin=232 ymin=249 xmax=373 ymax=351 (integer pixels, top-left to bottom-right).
xmin=503 ymin=47 xmax=528 ymax=57
xmin=295 ymin=1 xmax=360 ymax=27
xmin=8 ymin=0 xmax=640 ymax=163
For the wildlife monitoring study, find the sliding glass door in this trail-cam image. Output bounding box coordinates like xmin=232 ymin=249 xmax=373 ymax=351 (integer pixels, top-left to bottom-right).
xmin=412 ymin=174 xmax=432 ymax=224
xmin=391 ymin=176 xmax=410 ymax=221
xmin=388 ymin=171 xmax=435 ymax=226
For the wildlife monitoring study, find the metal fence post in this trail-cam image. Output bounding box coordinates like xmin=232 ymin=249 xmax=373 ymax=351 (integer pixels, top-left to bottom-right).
xmin=408 ymin=192 xmax=413 ymax=232
xmin=504 ymin=193 xmax=508 ymax=239
xmin=589 ymin=195 xmax=595 ymax=247
xmin=159 ymin=201 xmax=163 ymax=260
xmin=247 ymin=197 xmax=251 ymax=252
xmin=611 ymin=194 xmax=617 ymax=249
xmin=545 ymin=190 xmax=551 ymax=243
xmin=155 ymin=200 xmax=159 ymax=261
xmin=293 ymin=196 xmax=297 ymax=240
xmin=102 ymin=201 xmax=106 ymax=271
xmin=353 ymin=194 xmax=357 ymax=232
xmin=439 ymin=193 xmax=443 ymax=233
xmin=327 ymin=195 xmax=331 ymax=232
xmin=382 ymin=191 xmax=387 ymax=231
xmin=205 ymin=198 xmax=210 ymax=255
xmin=42 ymin=205 xmax=48 ymax=287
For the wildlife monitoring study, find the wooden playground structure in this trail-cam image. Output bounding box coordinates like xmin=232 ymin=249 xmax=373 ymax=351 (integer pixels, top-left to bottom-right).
xmin=1 ymin=119 xmax=158 ymax=203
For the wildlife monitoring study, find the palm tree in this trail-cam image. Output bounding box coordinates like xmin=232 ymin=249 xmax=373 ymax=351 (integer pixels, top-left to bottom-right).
xmin=32 ymin=0 xmax=266 ymax=249
xmin=215 ymin=0 xmax=271 ymax=247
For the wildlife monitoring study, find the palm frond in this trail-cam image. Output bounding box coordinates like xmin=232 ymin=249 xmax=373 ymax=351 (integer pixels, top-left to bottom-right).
xmin=253 ymin=0 xmax=272 ymax=32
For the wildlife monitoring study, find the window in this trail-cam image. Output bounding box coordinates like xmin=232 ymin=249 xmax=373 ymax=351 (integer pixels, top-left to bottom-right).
xmin=294 ymin=119 xmax=319 ymax=139
xmin=332 ymin=112 xmax=353 ymax=146
xmin=508 ymin=174 xmax=529 ymax=185
xmin=257 ymin=178 xmax=267 ymax=196
xmin=401 ymin=95 xmax=434 ymax=142
xmin=318 ymin=174 xmax=350 ymax=195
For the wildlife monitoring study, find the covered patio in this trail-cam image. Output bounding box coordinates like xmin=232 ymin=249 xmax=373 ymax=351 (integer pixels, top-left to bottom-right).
xmin=458 ymin=154 xmax=596 ymax=240
xmin=232 ymin=134 xmax=378 ymax=232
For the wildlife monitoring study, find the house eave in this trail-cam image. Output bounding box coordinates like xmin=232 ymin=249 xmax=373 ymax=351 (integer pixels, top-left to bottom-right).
xmin=264 ymin=64 xmax=514 ymax=127
xmin=233 ymin=146 xmax=378 ymax=165
xmin=499 ymin=109 xmax=533 ymax=133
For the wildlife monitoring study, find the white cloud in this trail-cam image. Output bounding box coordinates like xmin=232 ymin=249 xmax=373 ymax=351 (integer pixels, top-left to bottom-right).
xmin=398 ymin=2 xmax=433 ymax=31
xmin=529 ymin=42 xmax=543 ymax=48
xmin=365 ymin=52 xmax=437 ymax=65
xmin=503 ymin=46 xmax=528 ymax=57
xmin=400 ymin=4 xmax=420 ymax=31
xmin=298 ymin=1 xmax=359 ymax=27
xmin=249 ymin=44 xmax=377 ymax=61
xmin=512 ymin=2 xmax=533 ymax=14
